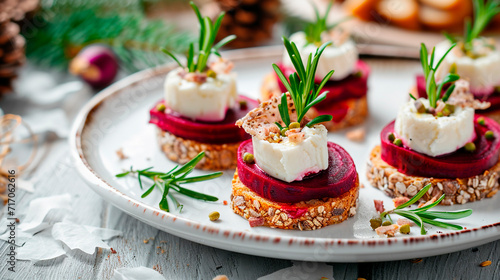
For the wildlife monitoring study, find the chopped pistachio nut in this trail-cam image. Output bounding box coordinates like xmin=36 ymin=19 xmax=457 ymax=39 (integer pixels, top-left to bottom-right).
xmin=289 ymin=122 xmax=300 ymax=129
xmin=354 ymin=71 xmax=363 ymax=78
xmin=239 ymin=100 xmax=248 ymax=110
xmin=414 ymin=100 xmax=426 ymax=114
xmin=400 ymin=224 xmax=410 ymax=234
xmin=477 ymin=117 xmax=486 ymax=126
xmin=207 ymin=69 xmax=217 ymax=78
xmin=209 ymin=211 xmax=220 ymax=221
xmin=449 ymin=62 xmax=457 ymax=74
xmin=393 ymin=138 xmax=403 ymax=147
xmin=243 ymin=152 xmax=255 ymax=163
xmin=388 ymin=133 xmax=396 ymax=142
xmin=485 ymin=130 xmax=495 ymax=140
xmin=465 ymin=142 xmax=476 ymax=152
xmin=156 ymin=103 xmax=166 ymax=112
xmin=436 ymin=112 xmax=444 ymax=118
xmin=280 ymin=127 xmax=289 ymax=136
xmin=382 ymin=220 xmax=392 ymax=226
xmin=370 ymin=217 xmax=382 ymax=230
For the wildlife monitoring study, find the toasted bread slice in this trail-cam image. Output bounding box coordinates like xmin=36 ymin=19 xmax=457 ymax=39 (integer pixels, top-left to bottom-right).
xmin=343 ymin=0 xmax=380 ymax=21
xmin=376 ymin=0 xmax=420 ymax=30
xmin=367 ymin=145 xmax=500 ymax=205
xmin=231 ymin=170 xmax=359 ymax=230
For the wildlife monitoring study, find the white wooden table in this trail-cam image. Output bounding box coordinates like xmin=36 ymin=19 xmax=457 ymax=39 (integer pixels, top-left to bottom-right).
xmin=1 ymin=63 xmax=499 ymax=280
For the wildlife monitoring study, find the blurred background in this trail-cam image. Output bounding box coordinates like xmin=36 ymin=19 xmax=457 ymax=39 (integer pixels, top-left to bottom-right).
xmin=1 ymin=0 xmax=500 ymax=200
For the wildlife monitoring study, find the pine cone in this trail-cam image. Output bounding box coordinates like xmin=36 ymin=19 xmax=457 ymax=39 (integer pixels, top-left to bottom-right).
xmin=0 ymin=0 xmax=38 ymax=95
xmin=215 ymin=0 xmax=281 ymax=48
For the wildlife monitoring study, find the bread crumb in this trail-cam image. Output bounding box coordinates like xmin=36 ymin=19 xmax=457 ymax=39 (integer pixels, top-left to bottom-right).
xmin=346 ymin=127 xmax=365 ymax=142
xmin=213 ymin=275 xmax=229 ymax=280
xmin=480 ymin=260 xmax=492 ymax=267
xmin=116 ymin=148 xmax=128 ymax=160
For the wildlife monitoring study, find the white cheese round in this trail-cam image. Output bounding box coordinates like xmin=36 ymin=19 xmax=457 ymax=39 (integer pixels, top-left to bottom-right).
xmin=163 ymin=68 xmax=237 ymax=122
xmin=434 ymin=40 xmax=500 ymax=95
xmin=394 ymin=99 xmax=475 ymax=157
xmin=282 ymin=31 xmax=358 ymax=81
xmin=252 ymin=125 xmax=329 ymax=183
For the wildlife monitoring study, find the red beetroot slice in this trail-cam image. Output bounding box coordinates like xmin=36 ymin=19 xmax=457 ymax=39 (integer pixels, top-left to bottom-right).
xmin=275 ymin=60 xmax=369 ymax=104
xmin=416 ymin=75 xmax=500 ymax=113
xmin=380 ymin=115 xmax=500 ymax=179
xmin=149 ymin=96 xmax=258 ymax=144
xmin=237 ymin=140 xmax=358 ymax=203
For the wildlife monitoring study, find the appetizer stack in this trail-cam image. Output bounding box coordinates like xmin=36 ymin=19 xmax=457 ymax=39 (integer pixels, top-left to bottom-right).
xmin=415 ymin=0 xmax=500 ymax=122
xmin=149 ymin=3 xmax=258 ymax=170
xmin=232 ymin=38 xmax=359 ymax=230
xmin=368 ymin=43 xmax=500 ymax=205
xmin=261 ymin=3 xmax=370 ymax=131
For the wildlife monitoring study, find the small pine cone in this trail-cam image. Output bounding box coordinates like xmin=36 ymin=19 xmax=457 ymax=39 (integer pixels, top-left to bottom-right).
xmin=0 ymin=0 xmax=39 ymax=96
xmin=214 ymin=0 xmax=281 ymax=48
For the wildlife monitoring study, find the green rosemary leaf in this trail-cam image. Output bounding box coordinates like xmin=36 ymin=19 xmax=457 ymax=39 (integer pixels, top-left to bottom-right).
xmin=187 ymin=43 xmax=194 ymax=72
xmin=394 ymin=210 xmax=426 ymax=234
xmin=161 ymin=48 xmax=183 ymax=68
xmin=409 ymin=93 xmax=417 ymax=100
xmin=272 ymin=64 xmax=293 ymax=94
xmin=429 ymin=46 xmax=436 ymax=69
xmin=172 ymin=184 xmax=218 ymax=202
xmin=177 ymin=172 xmax=223 ymax=184
xmin=420 ymin=217 xmax=463 ymax=230
xmin=167 ymin=192 xmax=183 ymax=212
xmin=420 ymin=43 xmax=429 ymax=77
xmin=443 ymin=32 xmax=457 ymax=44
xmin=141 ymin=183 xmax=156 ymax=198
xmin=436 ymin=73 xmax=460 ymax=98
xmin=418 ymin=209 xmax=473 ymax=220
xmin=434 ymin=43 xmax=457 ymax=71
xmin=280 ymin=93 xmax=291 ymax=126
xmin=301 ymin=91 xmax=328 ymax=120
xmin=275 ymin=122 xmax=284 ymax=131
xmin=172 ymin=152 xmax=205 ymax=176
xmin=316 ymin=70 xmax=335 ymax=96
xmin=115 ymin=171 xmax=130 ymax=178
xmin=396 ymin=183 xmax=432 ymax=210
xmin=213 ymin=35 xmax=237 ymax=50
xmin=306 ymin=115 xmax=333 ymax=127
xmin=442 ymin=84 xmax=456 ymax=102
xmin=411 ymin=195 xmax=445 ymax=212
xmin=138 ymin=173 xmax=144 ymax=190
xmin=159 ymin=182 xmax=170 ymax=212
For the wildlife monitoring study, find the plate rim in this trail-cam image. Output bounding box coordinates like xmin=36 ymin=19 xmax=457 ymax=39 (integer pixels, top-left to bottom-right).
xmin=69 ymin=45 xmax=500 ymax=262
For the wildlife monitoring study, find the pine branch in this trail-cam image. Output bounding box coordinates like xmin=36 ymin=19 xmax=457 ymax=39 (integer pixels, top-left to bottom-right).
xmin=24 ymin=0 xmax=194 ymax=72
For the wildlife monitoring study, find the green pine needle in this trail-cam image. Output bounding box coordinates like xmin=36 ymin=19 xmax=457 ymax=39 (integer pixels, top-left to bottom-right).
xmin=116 ymin=151 xmax=221 ymax=212
xmin=380 ymin=183 xmax=473 ymax=235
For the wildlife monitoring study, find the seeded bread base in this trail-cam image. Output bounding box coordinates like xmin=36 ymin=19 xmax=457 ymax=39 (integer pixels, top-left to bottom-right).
xmin=261 ymin=72 xmax=368 ymax=131
xmin=367 ymin=145 xmax=500 ymax=205
xmin=156 ymin=128 xmax=241 ymax=171
xmin=231 ymin=170 xmax=359 ymax=230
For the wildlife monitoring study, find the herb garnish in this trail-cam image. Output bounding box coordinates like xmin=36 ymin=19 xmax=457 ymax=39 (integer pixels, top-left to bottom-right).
xmin=161 ymin=2 xmax=236 ymax=73
xmin=116 ymin=152 xmax=221 ymax=212
xmin=445 ymin=0 xmax=500 ymax=52
xmin=418 ymin=43 xmax=460 ymax=108
xmin=304 ymin=2 xmax=348 ymax=45
xmin=380 ymin=183 xmax=472 ymax=235
xmin=273 ymin=37 xmax=334 ymax=130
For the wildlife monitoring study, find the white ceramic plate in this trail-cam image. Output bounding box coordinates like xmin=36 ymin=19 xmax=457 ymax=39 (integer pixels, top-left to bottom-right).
xmin=70 ymin=46 xmax=500 ymax=262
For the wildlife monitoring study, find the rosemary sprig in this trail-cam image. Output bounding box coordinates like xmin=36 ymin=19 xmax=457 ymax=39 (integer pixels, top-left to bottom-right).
xmin=380 ymin=184 xmax=472 ymax=235
xmin=445 ymin=0 xmax=500 ymax=52
xmin=419 ymin=43 xmax=460 ymax=108
xmin=305 ymin=2 xmax=350 ymax=45
xmin=116 ymin=152 xmax=221 ymax=212
xmin=273 ymin=37 xmax=334 ymax=129
xmin=161 ymin=1 xmax=236 ymax=73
